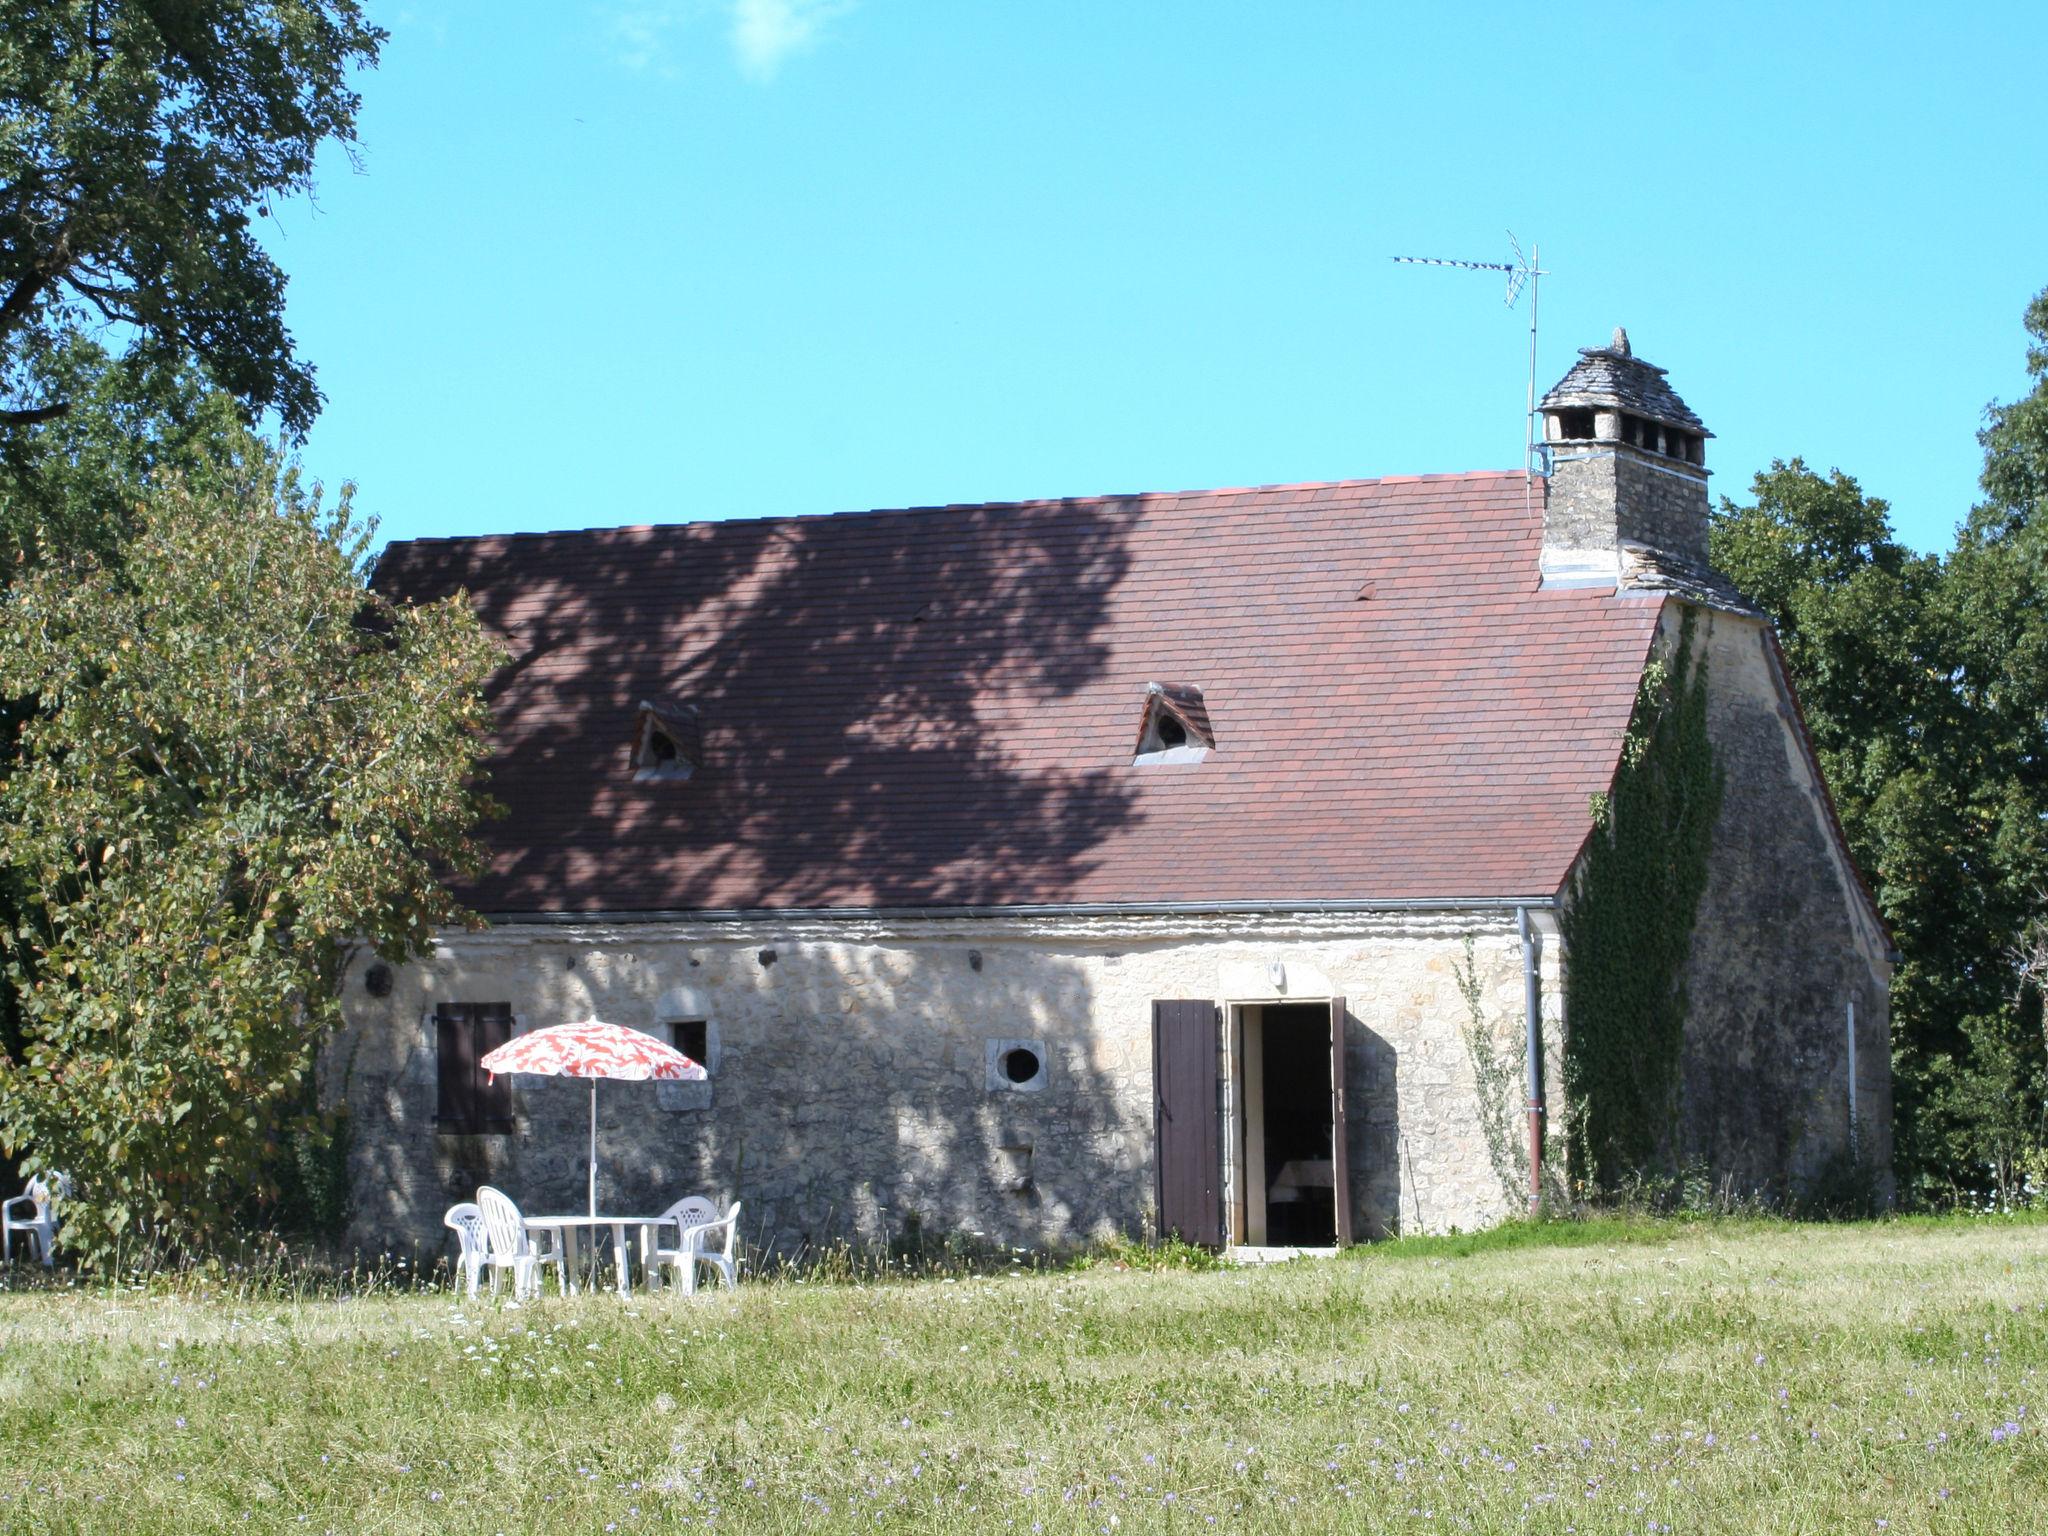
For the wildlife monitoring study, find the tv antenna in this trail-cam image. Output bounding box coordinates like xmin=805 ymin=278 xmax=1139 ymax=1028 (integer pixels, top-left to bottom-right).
xmin=1392 ymin=233 xmax=1548 ymax=493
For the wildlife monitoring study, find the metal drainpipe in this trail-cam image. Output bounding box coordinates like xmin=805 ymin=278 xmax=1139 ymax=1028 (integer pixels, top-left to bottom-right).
xmin=1517 ymin=906 xmax=1545 ymax=1212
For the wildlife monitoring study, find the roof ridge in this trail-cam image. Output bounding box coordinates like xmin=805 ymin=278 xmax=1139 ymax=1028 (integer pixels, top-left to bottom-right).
xmin=379 ymin=469 xmax=1530 ymax=550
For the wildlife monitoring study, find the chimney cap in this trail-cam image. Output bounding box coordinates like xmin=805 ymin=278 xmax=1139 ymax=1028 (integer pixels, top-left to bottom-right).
xmin=1539 ymin=329 xmax=1710 ymax=437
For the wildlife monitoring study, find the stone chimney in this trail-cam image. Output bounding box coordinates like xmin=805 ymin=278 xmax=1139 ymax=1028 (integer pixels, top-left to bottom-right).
xmin=1537 ymin=328 xmax=1712 ymax=587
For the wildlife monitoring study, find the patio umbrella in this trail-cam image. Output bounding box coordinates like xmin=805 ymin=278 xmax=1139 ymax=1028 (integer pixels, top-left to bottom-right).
xmin=480 ymin=1021 xmax=707 ymax=1216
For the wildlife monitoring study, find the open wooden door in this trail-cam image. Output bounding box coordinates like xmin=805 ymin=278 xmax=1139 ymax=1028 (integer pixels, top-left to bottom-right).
xmin=1330 ymin=996 xmax=1353 ymax=1247
xmin=1152 ymin=1000 xmax=1222 ymax=1246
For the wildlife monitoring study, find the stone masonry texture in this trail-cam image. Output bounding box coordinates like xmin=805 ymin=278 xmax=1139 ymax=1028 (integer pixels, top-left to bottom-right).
xmin=333 ymin=911 xmax=1562 ymax=1261
xmin=1662 ymin=606 xmax=1893 ymax=1194
xmin=1545 ymin=446 xmax=1712 ymax=569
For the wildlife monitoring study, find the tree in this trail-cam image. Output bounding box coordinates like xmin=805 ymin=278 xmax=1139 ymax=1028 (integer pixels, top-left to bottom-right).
xmin=0 ymin=429 xmax=498 ymax=1260
xmin=0 ymin=0 xmax=384 ymax=437
xmin=1936 ymin=286 xmax=2048 ymax=1198
xmin=0 ymin=338 xmax=250 ymax=564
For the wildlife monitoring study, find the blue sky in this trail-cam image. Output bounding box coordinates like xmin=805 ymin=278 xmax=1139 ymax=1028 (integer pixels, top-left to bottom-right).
xmin=272 ymin=2 xmax=2048 ymax=555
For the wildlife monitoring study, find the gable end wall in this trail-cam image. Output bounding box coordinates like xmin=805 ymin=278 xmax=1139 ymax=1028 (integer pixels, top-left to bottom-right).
xmin=1673 ymin=604 xmax=1893 ymax=1195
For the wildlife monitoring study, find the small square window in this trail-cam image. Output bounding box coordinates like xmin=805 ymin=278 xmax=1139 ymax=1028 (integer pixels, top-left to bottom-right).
xmin=670 ymin=1020 xmax=709 ymax=1066
xmin=655 ymin=1019 xmax=715 ymax=1113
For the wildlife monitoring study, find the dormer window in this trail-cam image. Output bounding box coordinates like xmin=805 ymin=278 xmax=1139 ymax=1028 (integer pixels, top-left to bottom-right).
xmin=631 ymin=701 xmax=700 ymax=782
xmin=1134 ymin=682 xmax=1214 ymax=766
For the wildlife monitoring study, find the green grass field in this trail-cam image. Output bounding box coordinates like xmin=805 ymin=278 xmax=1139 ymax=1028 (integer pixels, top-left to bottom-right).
xmin=1 ymin=1217 xmax=2043 ymax=1533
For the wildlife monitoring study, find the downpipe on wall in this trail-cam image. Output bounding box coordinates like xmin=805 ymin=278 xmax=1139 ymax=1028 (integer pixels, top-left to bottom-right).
xmin=1518 ymin=906 xmax=1545 ymax=1212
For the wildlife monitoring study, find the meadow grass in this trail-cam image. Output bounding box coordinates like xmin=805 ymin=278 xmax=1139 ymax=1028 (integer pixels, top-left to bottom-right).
xmin=0 ymin=1216 xmax=2043 ymax=1533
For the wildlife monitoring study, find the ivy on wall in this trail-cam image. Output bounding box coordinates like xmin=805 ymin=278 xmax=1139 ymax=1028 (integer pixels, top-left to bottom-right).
xmin=1562 ymin=610 xmax=1724 ymax=1189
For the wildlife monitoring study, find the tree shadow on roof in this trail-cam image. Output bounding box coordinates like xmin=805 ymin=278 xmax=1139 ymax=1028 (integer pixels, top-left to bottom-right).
xmin=375 ymin=497 xmax=1139 ymax=912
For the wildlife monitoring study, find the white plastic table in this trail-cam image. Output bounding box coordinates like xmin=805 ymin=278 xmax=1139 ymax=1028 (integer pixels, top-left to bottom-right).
xmin=523 ymin=1213 xmax=673 ymax=1297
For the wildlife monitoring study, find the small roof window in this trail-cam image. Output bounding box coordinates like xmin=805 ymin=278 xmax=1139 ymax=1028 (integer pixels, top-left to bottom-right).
xmin=1133 ymin=682 xmax=1214 ymax=766
xmin=631 ymin=701 xmax=700 ymax=782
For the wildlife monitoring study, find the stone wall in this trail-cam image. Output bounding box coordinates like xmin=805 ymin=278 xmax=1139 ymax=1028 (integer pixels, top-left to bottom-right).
xmin=1669 ymin=604 xmax=1894 ymax=1195
xmin=1545 ymin=446 xmax=1712 ymax=569
xmin=331 ymin=909 xmax=1563 ymax=1260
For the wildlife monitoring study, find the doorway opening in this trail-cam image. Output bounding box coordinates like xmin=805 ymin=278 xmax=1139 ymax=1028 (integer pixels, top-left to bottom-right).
xmin=1232 ymin=1002 xmax=1339 ymax=1247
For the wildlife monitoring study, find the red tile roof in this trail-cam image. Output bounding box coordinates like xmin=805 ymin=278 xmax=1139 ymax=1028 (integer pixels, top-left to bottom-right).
xmin=373 ymin=472 xmax=1664 ymax=913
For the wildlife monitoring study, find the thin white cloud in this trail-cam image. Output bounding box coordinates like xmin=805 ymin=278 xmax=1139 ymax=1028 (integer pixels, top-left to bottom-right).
xmin=729 ymin=0 xmax=853 ymax=82
xmin=603 ymin=1 xmax=851 ymax=82
xmin=608 ymin=7 xmax=686 ymax=75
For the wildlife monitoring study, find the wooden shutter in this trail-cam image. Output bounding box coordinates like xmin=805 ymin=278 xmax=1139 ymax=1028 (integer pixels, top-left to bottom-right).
xmin=476 ymin=1004 xmax=515 ymax=1131
xmin=1330 ymin=996 xmax=1353 ymax=1247
xmin=436 ymin=1005 xmax=475 ymax=1129
xmin=436 ymin=1004 xmax=515 ymax=1133
xmin=1152 ymin=1000 xmax=1223 ymax=1246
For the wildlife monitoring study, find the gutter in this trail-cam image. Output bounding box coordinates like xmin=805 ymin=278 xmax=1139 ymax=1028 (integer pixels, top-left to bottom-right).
xmin=485 ymin=896 xmax=1561 ymax=925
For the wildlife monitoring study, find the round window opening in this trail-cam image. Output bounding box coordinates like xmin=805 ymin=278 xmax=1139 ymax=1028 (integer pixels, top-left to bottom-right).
xmin=1001 ymin=1046 xmax=1042 ymax=1084
xmin=1154 ymin=713 xmax=1188 ymax=749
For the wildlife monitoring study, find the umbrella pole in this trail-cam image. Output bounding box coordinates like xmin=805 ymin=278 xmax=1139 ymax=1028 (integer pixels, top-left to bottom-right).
xmin=588 ymin=1078 xmax=598 ymax=1219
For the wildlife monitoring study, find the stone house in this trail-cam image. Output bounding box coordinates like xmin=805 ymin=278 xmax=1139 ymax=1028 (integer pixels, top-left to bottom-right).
xmin=339 ymin=333 xmax=1892 ymax=1257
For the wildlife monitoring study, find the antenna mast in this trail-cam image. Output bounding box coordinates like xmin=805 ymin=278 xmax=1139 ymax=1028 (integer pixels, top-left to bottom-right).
xmin=1392 ymin=234 xmax=1549 ymax=497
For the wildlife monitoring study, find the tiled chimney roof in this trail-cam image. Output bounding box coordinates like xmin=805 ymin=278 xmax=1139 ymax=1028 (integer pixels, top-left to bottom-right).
xmin=1540 ymin=328 xmax=1709 ymax=435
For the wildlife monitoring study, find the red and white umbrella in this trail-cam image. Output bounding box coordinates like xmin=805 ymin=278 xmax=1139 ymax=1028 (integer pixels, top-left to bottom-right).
xmin=481 ymin=1020 xmax=707 ymax=1216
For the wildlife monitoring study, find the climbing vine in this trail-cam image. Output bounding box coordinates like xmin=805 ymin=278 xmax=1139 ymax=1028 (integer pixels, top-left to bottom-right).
xmin=1455 ymin=938 xmax=1530 ymax=1212
xmin=1455 ymin=936 xmax=1571 ymax=1213
xmin=1561 ymin=610 xmax=1723 ymax=1190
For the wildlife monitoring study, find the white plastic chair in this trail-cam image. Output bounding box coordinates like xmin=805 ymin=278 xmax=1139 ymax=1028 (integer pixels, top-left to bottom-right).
xmin=443 ymin=1201 xmax=491 ymax=1300
xmin=475 ymin=1186 xmax=567 ymax=1301
xmin=640 ymin=1195 xmax=717 ymax=1295
xmin=653 ymin=1200 xmax=742 ymax=1295
xmin=2 ymin=1172 xmax=67 ymax=1266
xmin=657 ymin=1194 xmax=717 ymax=1239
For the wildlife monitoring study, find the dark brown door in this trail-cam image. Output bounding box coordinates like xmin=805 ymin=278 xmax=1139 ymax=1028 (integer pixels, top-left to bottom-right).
xmin=1152 ymin=1000 xmax=1222 ymax=1246
xmin=1329 ymin=997 xmax=1353 ymax=1247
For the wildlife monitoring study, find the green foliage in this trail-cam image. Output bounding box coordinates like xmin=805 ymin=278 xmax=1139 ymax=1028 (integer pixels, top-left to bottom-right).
xmin=277 ymin=1105 xmax=353 ymax=1238
xmin=0 ymin=347 xmax=261 ymax=1195
xmin=0 ymin=429 xmax=499 ymax=1262
xmin=1710 ymin=288 xmax=2048 ymax=1202
xmin=255 ymin=1064 xmax=353 ymax=1240
xmin=1348 ymin=1210 xmax=1797 ymax=1262
xmin=1793 ymin=1143 xmax=1884 ymax=1220
xmin=1072 ymin=1230 xmax=1225 ymax=1273
xmin=1452 ymin=935 xmax=1568 ymax=1214
xmin=1935 ymin=1012 xmax=2047 ymax=1204
xmin=1562 ymin=611 xmax=1723 ymax=1189
xmin=0 ymin=0 xmax=384 ymax=437
xmin=1452 ymin=937 xmax=1525 ymax=1212
xmin=0 ymin=340 xmax=252 ymax=566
